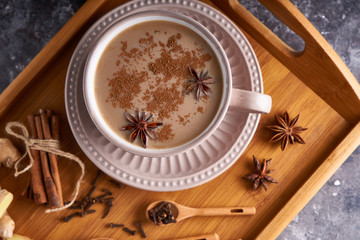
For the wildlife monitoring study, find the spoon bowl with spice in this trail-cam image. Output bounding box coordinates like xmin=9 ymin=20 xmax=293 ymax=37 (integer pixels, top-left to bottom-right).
xmin=146 ymin=200 xmax=256 ymax=226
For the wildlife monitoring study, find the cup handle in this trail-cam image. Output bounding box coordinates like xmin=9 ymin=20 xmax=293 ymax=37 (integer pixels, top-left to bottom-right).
xmin=230 ymin=88 xmax=272 ymax=114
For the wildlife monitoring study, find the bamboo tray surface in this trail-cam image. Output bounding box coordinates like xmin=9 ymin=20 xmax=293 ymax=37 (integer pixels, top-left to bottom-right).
xmin=0 ymin=0 xmax=359 ymax=240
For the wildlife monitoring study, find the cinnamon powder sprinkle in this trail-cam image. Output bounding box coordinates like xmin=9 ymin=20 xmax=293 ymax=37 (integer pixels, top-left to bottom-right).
xmin=106 ymin=30 xmax=212 ymax=142
xmin=107 ymin=68 xmax=148 ymax=109
xmin=178 ymin=115 xmax=184 ymax=123
xmin=157 ymin=124 xmax=175 ymax=142
xmin=143 ymin=84 xmax=184 ymax=120
xmin=177 ymin=114 xmax=190 ymax=126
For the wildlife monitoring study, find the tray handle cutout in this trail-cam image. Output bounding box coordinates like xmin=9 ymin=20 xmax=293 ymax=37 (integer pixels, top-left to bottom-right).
xmin=212 ymin=0 xmax=360 ymax=124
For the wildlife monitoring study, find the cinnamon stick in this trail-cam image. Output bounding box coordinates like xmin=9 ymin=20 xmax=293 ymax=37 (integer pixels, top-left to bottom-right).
xmin=21 ymin=173 xmax=31 ymax=198
xmin=35 ymin=115 xmax=61 ymax=207
xmin=27 ymin=176 xmax=34 ymax=200
xmin=40 ymin=110 xmax=63 ymax=206
xmin=27 ymin=114 xmax=47 ymax=204
xmin=50 ymin=114 xmax=63 ymax=206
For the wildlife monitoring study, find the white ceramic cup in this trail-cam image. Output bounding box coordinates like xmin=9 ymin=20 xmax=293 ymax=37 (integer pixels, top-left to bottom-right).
xmin=83 ymin=10 xmax=271 ymax=157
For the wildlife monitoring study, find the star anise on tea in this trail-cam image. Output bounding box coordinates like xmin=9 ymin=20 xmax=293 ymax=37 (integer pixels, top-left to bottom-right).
xmin=244 ymin=156 xmax=278 ymax=191
xmin=184 ymin=66 xmax=213 ymax=101
xmin=267 ymin=111 xmax=308 ymax=151
xmin=120 ymin=110 xmax=163 ymax=148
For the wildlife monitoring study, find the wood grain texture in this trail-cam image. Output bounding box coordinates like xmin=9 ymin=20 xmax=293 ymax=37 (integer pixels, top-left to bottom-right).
xmin=212 ymin=0 xmax=360 ymax=124
xmin=0 ymin=0 xmax=359 ymax=239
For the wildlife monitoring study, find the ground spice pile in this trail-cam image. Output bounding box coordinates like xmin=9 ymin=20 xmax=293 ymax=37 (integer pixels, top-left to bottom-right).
xmin=157 ymin=124 xmax=175 ymax=142
xmin=106 ymin=68 xmax=148 ymax=109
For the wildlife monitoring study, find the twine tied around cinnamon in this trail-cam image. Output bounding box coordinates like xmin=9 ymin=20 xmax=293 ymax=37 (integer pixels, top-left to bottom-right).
xmin=5 ymin=121 xmax=85 ymax=213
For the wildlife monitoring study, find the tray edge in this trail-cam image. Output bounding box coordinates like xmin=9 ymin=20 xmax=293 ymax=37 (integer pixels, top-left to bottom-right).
xmin=256 ymin=122 xmax=360 ymax=239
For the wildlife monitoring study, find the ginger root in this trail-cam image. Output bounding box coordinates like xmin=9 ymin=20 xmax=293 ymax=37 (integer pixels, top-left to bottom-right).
xmin=0 ymin=139 xmax=21 ymax=168
xmin=7 ymin=234 xmax=31 ymax=240
xmin=0 ymin=190 xmax=13 ymax=219
xmin=0 ymin=212 xmax=14 ymax=239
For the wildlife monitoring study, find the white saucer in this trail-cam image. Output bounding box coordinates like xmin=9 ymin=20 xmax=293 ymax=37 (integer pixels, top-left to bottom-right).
xmin=65 ymin=0 xmax=263 ymax=192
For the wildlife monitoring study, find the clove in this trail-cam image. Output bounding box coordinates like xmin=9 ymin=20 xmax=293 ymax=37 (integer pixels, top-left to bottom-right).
xmin=63 ymin=212 xmax=81 ymax=222
xmin=123 ymin=227 xmax=136 ymax=236
xmin=109 ymin=179 xmax=122 ymax=189
xmin=136 ymin=221 xmax=147 ymax=238
xmin=102 ymin=202 xmax=113 ymax=219
xmin=109 ymin=223 xmax=124 ymax=228
xmin=95 ymin=191 xmax=112 ymax=202
xmin=92 ymin=170 xmax=102 ymax=185
xmin=84 ymin=201 xmax=95 ymax=211
xmin=85 ymin=185 xmax=96 ymax=202
xmin=63 ymin=169 xmax=123 ymax=223
xmin=71 ymin=200 xmax=87 ymax=209
xmin=100 ymin=197 xmax=114 ymax=204
xmin=103 ymin=189 xmax=112 ymax=195
xmin=80 ymin=209 xmax=96 ymax=217
xmin=69 ymin=205 xmax=82 ymax=210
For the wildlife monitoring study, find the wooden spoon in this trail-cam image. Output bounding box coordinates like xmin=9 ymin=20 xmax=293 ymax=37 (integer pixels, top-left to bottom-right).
xmin=171 ymin=233 xmax=220 ymax=240
xmin=89 ymin=238 xmax=115 ymax=240
xmin=146 ymin=200 xmax=255 ymax=226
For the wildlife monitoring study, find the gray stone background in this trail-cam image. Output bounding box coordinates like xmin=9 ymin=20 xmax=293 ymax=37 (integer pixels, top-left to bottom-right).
xmin=0 ymin=0 xmax=359 ymax=239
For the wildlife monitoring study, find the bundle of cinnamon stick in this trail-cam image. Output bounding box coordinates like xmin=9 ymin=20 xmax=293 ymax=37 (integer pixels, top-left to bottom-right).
xmin=26 ymin=109 xmax=63 ymax=207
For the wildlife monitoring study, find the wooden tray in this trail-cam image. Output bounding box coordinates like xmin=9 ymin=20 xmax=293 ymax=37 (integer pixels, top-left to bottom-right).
xmin=0 ymin=0 xmax=359 ymax=239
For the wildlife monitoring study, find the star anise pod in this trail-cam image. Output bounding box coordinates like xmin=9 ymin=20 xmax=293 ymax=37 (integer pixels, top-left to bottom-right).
xmin=120 ymin=110 xmax=163 ymax=148
xmin=267 ymin=111 xmax=308 ymax=151
xmin=244 ymin=156 xmax=278 ymax=191
xmin=184 ymin=66 xmax=213 ymax=101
